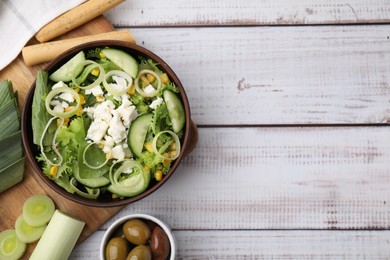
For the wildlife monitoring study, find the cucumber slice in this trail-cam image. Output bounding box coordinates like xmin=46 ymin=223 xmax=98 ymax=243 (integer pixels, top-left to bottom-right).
xmin=0 ymin=229 xmax=26 ymax=260
xmin=163 ymin=90 xmax=185 ymax=133
xmin=72 ymin=163 xmax=110 ymax=188
xmin=101 ymin=48 xmax=138 ymax=78
xmin=22 ymin=195 xmax=55 ymax=227
xmin=128 ymin=113 xmax=153 ymax=158
xmin=49 ymin=51 xmax=86 ymax=82
xmin=15 ymin=215 xmax=46 ymax=243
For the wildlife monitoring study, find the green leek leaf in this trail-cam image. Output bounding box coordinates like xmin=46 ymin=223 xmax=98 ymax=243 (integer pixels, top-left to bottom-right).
xmin=0 ymin=157 xmax=25 ymax=193
xmin=0 ymin=131 xmax=23 ymax=169
xmin=0 ymin=98 xmax=19 ymax=136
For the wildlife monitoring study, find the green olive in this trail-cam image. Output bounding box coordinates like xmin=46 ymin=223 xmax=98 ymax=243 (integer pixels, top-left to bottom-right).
xmin=123 ymin=219 xmax=151 ymax=245
xmin=126 ymin=245 xmax=152 ymax=260
xmin=105 ymin=237 xmax=130 ymax=260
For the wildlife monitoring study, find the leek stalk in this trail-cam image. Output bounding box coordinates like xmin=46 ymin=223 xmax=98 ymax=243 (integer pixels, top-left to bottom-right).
xmin=29 ymin=210 xmax=85 ymax=260
xmin=0 ymin=80 xmax=24 ymax=193
xmin=0 ymin=157 xmax=25 ymax=193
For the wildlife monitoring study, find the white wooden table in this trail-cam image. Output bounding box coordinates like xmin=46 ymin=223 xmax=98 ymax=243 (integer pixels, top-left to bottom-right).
xmin=70 ymin=1 xmax=390 ymax=258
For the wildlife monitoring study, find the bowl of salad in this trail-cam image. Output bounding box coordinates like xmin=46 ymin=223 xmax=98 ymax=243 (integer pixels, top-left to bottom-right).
xmin=21 ymin=41 xmax=198 ymax=207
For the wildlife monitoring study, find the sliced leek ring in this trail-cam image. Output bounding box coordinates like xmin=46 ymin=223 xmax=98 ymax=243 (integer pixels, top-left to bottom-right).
xmin=45 ymin=87 xmax=81 ymax=118
xmin=71 ymin=60 xmax=105 ymax=90
xmin=82 ymin=142 xmax=109 ymax=170
xmin=70 ymin=178 xmax=100 ymax=199
xmin=152 ymin=130 xmax=181 ymax=160
xmin=103 ymin=70 xmax=133 ymax=96
xmin=135 ymin=69 xmax=161 ymax=97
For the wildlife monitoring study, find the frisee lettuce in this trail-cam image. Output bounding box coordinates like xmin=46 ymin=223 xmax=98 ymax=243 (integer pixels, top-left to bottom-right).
xmin=152 ymin=102 xmax=172 ymax=135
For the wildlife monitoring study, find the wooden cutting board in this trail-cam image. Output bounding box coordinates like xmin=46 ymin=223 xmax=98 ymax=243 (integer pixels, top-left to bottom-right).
xmin=0 ymin=15 xmax=123 ymax=257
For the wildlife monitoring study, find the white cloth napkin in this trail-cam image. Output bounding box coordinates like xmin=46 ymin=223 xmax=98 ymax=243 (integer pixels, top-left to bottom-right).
xmin=0 ymin=0 xmax=86 ymax=71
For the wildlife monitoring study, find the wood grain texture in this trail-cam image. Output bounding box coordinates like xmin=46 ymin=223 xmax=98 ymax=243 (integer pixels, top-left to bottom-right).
xmin=70 ymin=230 xmax=390 ymax=259
xmin=106 ymin=0 xmax=390 ymax=26
xmin=80 ymin=127 xmax=390 ymax=230
xmin=127 ymin=26 xmax=390 ymax=125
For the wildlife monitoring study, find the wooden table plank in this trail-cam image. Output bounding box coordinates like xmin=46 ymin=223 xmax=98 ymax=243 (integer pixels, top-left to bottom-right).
xmin=106 ymin=0 xmax=390 ymax=26
xmin=71 ymin=230 xmax=390 ymax=259
xmin=86 ymin=127 xmax=390 ymax=230
xmin=126 ymin=26 xmax=390 ymax=125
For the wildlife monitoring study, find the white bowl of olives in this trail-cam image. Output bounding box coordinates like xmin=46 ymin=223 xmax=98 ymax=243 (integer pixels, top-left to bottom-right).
xmin=100 ymin=214 xmax=176 ymax=260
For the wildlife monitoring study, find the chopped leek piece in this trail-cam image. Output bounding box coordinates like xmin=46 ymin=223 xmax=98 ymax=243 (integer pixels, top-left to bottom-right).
xmin=0 ymin=131 xmax=22 ymax=170
xmin=71 ymin=60 xmax=105 ymax=90
xmin=107 ymin=160 xmax=150 ymax=197
xmin=15 ymin=215 xmax=46 ymax=243
xmin=0 ymin=157 xmax=25 ymax=193
xmin=82 ymin=142 xmax=109 ymax=170
xmin=22 ymin=195 xmax=55 ymax=227
xmin=44 ymin=87 xmax=81 ymax=118
xmin=29 ymin=210 xmax=85 ymax=260
xmin=152 ymin=130 xmax=181 ymax=161
xmin=0 ymin=229 xmax=26 ymax=260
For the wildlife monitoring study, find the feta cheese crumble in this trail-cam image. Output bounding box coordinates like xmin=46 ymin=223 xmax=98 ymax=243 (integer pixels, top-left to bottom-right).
xmin=108 ymin=110 xmax=127 ymax=143
xmin=86 ymin=118 xmax=109 ymax=143
xmin=149 ymin=97 xmax=163 ymax=110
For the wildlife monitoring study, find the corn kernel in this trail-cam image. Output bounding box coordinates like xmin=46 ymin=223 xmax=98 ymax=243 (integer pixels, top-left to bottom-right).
xmin=91 ymin=67 xmax=100 ymax=76
xmin=79 ymin=94 xmax=86 ymax=105
xmin=170 ymin=151 xmax=177 ymax=157
xmin=143 ymin=166 xmax=151 ymax=172
xmin=96 ymin=95 xmax=105 ymax=102
xmin=75 ymin=106 xmax=83 ymax=116
xmin=146 ymin=73 xmax=156 ymax=83
xmin=162 ymin=160 xmax=171 ymax=168
xmin=98 ymin=143 xmax=104 ymax=149
xmin=160 ymin=73 xmax=169 ymax=84
xmin=99 ymin=52 xmax=106 ymax=59
xmin=140 ymin=75 xmax=149 ymax=85
xmin=50 ymin=166 xmax=58 ymax=177
xmin=144 ymin=141 xmax=154 ymax=153
xmin=127 ymin=84 xmax=136 ymax=95
xmin=64 ymin=106 xmax=75 ymax=113
xmin=155 ymin=170 xmax=163 ymax=181
xmin=75 ymin=88 xmax=80 ymax=93
xmin=112 ymin=193 xmax=119 ymax=199
xmin=170 ymin=143 xmax=177 ymax=151
xmin=162 ymin=152 xmax=170 ymax=158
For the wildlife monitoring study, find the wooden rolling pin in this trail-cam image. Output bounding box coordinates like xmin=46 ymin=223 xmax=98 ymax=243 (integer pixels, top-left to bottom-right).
xmin=22 ymin=30 xmax=136 ymax=66
xmin=35 ymin=0 xmax=125 ymax=43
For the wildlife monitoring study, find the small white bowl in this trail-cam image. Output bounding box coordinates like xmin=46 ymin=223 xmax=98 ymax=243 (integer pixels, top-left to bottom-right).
xmin=100 ymin=214 xmax=176 ymax=260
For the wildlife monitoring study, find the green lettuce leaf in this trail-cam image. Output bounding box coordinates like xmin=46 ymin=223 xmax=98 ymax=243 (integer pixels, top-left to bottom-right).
xmin=151 ymin=102 xmax=172 ymax=134
xmin=32 ymin=71 xmax=56 ymax=146
xmin=138 ymin=151 xmax=164 ymax=170
xmin=130 ymin=93 xmax=150 ymax=114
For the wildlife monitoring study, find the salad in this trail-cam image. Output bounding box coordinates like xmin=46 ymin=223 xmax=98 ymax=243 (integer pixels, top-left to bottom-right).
xmin=31 ymin=47 xmax=185 ymax=200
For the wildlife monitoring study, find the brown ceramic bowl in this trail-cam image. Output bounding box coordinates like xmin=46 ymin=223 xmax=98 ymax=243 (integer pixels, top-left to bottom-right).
xmin=21 ymin=40 xmax=198 ymax=207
